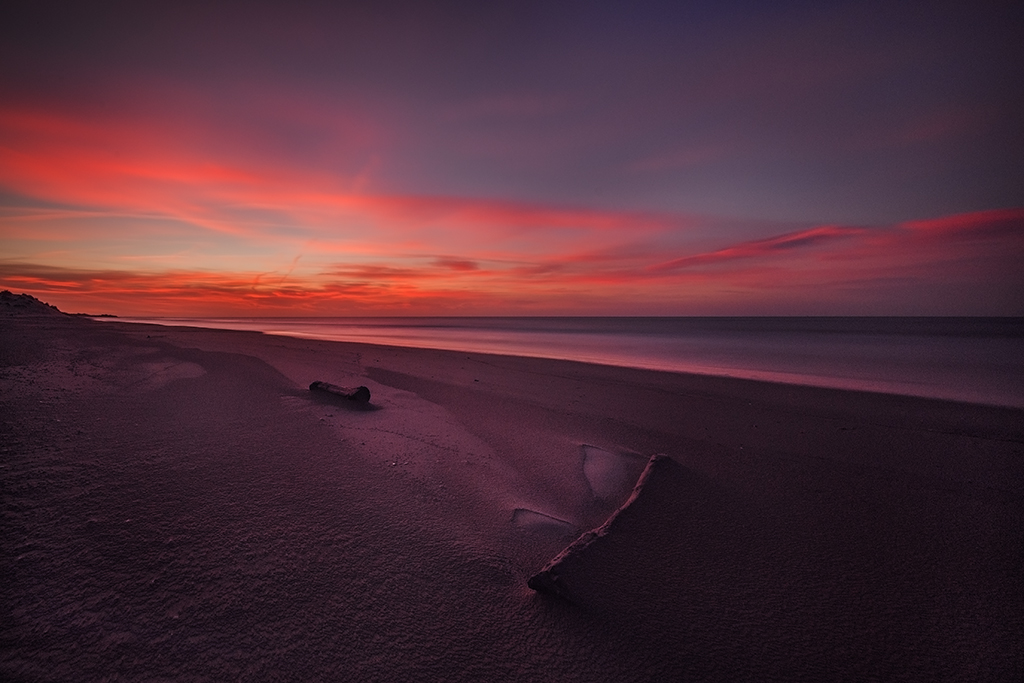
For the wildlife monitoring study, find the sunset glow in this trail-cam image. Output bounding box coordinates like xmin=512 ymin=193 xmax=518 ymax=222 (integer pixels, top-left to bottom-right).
xmin=2 ymin=1 xmax=1021 ymax=316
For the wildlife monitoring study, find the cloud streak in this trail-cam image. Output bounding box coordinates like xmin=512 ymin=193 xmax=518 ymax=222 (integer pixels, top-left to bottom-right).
xmin=4 ymin=208 xmax=1021 ymax=316
xmin=648 ymin=226 xmax=863 ymax=273
xmin=0 ymin=102 xmax=691 ymax=249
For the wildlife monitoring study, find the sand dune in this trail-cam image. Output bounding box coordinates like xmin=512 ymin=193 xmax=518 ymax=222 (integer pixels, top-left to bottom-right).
xmin=2 ymin=314 xmax=1021 ymax=681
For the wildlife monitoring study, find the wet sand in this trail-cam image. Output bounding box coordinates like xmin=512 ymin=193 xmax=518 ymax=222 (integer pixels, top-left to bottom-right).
xmin=2 ymin=314 xmax=1022 ymax=681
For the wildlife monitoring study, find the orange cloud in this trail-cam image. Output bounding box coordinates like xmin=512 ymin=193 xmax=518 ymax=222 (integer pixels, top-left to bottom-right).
xmin=3 ymin=206 xmax=1020 ymax=316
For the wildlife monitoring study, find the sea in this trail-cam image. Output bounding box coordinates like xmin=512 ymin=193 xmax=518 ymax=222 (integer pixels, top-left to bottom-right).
xmin=101 ymin=316 xmax=1024 ymax=409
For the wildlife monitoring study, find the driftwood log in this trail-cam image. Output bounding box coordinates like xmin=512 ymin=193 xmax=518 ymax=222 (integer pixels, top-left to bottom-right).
xmin=309 ymin=381 xmax=371 ymax=403
xmin=527 ymin=453 xmax=670 ymax=600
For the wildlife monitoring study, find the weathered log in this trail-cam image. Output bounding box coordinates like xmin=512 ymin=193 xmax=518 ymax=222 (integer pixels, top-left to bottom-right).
xmin=309 ymin=381 xmax=371 ymax=403
xmin=527 ymin=453 xmax=671 ymax=600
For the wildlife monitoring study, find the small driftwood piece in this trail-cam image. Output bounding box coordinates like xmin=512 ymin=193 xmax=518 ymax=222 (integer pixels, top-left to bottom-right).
xmin=309 ymin=381 xmax=371 ymax=403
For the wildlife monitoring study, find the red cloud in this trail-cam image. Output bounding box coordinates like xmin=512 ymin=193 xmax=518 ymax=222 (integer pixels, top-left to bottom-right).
xmin=899 ymin=208 xmax=1024 ymax=238
xmin=648 ymin=225 xmax=863 ymax=272
xmin=8 ymin=207 xmax=1019 ymax=316
xmin=433 ymin=257 xmax=480 ymax=271
xmin=0 ymin=102 xmax=686 ymax=246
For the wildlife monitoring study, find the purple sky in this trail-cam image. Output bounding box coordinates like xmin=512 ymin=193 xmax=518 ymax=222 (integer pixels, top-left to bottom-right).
xmin=1 ymin=0 xmax=1022 ymax=315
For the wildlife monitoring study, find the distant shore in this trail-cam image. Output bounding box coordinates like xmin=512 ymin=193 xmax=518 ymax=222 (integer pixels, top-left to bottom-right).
xmin=2 ymin=313 xmax=1022 ymax=681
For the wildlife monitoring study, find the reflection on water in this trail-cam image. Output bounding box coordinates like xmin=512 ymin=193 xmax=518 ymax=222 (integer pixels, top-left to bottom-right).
xmin=100 ymin=316 xmax=1024 ymax=408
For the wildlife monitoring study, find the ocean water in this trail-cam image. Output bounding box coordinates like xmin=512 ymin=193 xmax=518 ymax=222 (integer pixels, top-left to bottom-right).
xmin=103 ymin=316 xmax=1024 ymax=408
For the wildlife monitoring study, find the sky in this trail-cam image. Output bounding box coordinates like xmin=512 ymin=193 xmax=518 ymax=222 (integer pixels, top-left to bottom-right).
xmin=1 ymin=0 xmax=1022 ymax=316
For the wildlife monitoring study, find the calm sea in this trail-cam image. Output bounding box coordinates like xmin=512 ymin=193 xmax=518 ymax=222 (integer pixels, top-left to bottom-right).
xmin=102 ymin=316 xmax=1024 ymax=408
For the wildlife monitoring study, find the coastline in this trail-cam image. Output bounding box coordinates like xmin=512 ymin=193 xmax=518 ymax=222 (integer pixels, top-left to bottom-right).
xmin=3 ymin=314 xmax=1022 ymax=681
xmin=93 ymin=314 xmax=1024 ymax=409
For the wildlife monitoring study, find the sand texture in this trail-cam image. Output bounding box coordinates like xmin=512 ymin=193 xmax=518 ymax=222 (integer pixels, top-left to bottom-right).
xmin=2 ymin=315 xmax=1022 ymax=681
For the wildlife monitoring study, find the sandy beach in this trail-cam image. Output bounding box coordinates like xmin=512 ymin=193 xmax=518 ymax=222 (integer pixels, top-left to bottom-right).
xmin=2 ymin=311 xmax=1022 ymax=681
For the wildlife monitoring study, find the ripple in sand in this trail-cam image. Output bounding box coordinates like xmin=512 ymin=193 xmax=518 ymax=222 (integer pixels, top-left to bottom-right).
xmin=136 ymin=360 xmax=206 ymax=390
xmin=512 ymin=508 xmax=578 ymax=537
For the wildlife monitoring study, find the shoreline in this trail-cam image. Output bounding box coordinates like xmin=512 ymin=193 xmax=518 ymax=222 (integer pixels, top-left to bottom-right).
xmin=3 ymin=314 xmax=1022 ymax=681
xmin=85 ymin=316 xmax=1024 ymax=447
xmin=91 ymin=314 xmax=1024 ymax=410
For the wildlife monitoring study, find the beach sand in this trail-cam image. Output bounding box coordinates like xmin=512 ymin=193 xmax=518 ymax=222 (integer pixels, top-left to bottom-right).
xmin=2 ymin=313 xmax=1021 ymax=681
